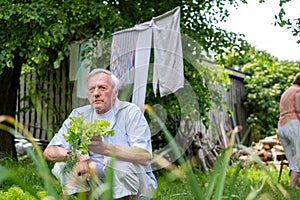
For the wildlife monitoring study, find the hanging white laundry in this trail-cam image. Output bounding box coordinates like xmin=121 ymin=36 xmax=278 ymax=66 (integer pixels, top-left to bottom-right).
xmin=109 ymin=7 xmax=184 ymax=110
xmin=152 ymin=6 xmax=184 ymax=97
xmin=110 ymin=29 xmax=138 ymax=89
xmin=76 ymin=39 xmax=103 ymax=98
xmin=69 ymin=41 xmax=80 ymax=81
xmin=132 ymin=21 xmax=153 ymax=111
xmin=76 ymin=40 xmax=91 ymax=99
xmin=76 ymin=61 xmax=90 ymax=99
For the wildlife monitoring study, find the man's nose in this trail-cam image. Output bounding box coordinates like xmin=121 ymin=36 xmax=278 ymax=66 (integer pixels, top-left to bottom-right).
xmin=94 ymin=88 xmax=101 ymax=97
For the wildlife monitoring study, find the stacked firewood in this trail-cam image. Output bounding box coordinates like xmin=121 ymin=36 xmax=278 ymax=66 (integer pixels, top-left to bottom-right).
xmin=238 ymin=135 xmax=286 ymax=164
xmin=190 ymin=131 xmax=221 ymax=172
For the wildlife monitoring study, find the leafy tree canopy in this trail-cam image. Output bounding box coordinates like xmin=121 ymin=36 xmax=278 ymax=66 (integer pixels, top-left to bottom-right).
xmin=275 ymin=0 xmax=300 ymax=43
xmin=0 ymin=0 xmax=125 ymax=73
xmin=0 ymin=0 xmax=252 ymax=73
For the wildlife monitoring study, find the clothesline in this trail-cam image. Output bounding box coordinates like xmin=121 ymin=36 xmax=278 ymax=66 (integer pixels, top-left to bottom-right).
xmin=69 ymin=7 xmax=184 ymax=111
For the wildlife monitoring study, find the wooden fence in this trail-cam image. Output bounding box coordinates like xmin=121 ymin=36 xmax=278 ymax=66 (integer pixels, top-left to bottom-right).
xmin=16 ymin=61 xmax=75 ymax=143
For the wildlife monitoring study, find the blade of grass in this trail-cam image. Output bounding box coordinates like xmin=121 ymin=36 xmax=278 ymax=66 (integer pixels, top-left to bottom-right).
xmin=26 ymin=148 xmax=60 ymax=199
xmin=228 ymin=162 xmax=242 ymax=200
xmin=102 ymin=150 xmax=116 ymax=200
xmin=245 ymin=177 xmax=267 ymax=200
xmin=214 ymin=133 xmax=235 ymax=200
xmin=145 ymin=106 xmax=203 ymax=199
xmin=205 ymin=126 xmax=237 ymax=200
xmin=204 ymin=151 xmax=224 ymax=199
xmin=237 ymin=144 xmax=273 ymax=180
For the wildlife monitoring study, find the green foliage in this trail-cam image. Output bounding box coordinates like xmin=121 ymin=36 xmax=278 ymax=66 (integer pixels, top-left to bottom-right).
xmin=0 ymin=0 xmax=250 ymax=73
xmin=0 ymin=0 xmax=122 ymax=71
xmin=241 ymin=59 xmax=300 ymax=138
xmin=63 ymin=113 xmax=114 ymax=173
xmin=0 ymin=157 xmax=43 ymax=192
xmin=215 ymin=45 xmax=279 ymax=70
xmin=153 ymin=164 xmax=292 ymax=200
xmin=65 ymin=113 xmax=114 ymax=155
xmin=275 ymin=0 xmax=300 ymax=43
xmin=0 ymin=0 xmax=124 ymax=146
xmin=0 ymin=158 xmax=51 ymax=200
xmin=0 ymin=186 xmax=37 ymax=200
xmin=0 ymin=115 xmax=61 ymax=199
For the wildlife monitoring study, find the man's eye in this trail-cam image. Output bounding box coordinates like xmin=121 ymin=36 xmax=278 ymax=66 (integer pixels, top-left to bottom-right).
xmin=99 ymin=86 xmax=106 ymax=91
xmin=89 ymin=88 xmax=95 ymax=93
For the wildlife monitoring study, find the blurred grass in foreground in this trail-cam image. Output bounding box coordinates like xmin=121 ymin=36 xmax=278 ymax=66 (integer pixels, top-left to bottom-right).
xmin=0 ymin=157 xmax=297 ymax=200
xmin=1 ymin=109 xmax=300 ymax=199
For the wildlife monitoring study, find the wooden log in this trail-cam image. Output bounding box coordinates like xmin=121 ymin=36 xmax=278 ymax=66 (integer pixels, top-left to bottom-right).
xmin=198 ymin=149 xmax=209 ymax=172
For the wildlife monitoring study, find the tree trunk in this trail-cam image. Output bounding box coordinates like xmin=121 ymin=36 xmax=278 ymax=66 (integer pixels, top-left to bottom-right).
xmin=0 ymin=55 xmax=23 ymax=159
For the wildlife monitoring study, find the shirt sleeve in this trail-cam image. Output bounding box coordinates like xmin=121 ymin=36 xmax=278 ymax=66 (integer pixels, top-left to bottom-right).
xmin=125 ymin=105 xmax=153 ymax=155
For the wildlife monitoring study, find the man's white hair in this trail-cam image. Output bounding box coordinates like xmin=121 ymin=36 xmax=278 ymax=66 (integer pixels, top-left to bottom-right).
xmin=87 ymin=68 xmax=120 ymax=91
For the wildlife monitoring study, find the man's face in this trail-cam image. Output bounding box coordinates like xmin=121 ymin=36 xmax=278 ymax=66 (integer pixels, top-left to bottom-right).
xmin=87 ymin=73 xmax=117 ymax=114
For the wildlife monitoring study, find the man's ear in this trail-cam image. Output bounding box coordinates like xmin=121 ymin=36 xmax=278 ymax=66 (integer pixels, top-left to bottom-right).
xmin=113 ymin=89 xmax=119 ymax=99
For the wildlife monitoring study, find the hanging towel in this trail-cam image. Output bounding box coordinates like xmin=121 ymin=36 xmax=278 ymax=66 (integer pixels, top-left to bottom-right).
xmin=132 ymin=21 xmax=153 ymax=111
xmin=94 ymin=40 xmax=103 ymax=59
xmin=74 ymin=39 xmax=103 ymax=99
xmin=152 ymin=6 xmax=184 ymax=97
xmin=76 ymin=39 xmax=93 ymax=98
xmin=110 ymin=29 xmax=138 ymax=89
xmin=69 ymin=41 xmax=80 ymax=81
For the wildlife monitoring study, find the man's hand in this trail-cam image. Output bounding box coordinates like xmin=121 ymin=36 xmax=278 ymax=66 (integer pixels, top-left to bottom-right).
xmin=73 ymin=154 xmax=90 ymax=176
xmin=88 ymin=136 xmax=108 ymax=155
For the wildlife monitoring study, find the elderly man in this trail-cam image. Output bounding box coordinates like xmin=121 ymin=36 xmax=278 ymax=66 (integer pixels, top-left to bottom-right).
xmin=44 ymin=68 xmax=157 ymax=199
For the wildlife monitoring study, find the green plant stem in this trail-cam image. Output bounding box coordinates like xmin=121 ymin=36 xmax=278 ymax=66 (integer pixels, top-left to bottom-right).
xmin=147 ymin=107 xmax=203 ymax=199
xmin=214 ymin=132 xmax=236 ymax=200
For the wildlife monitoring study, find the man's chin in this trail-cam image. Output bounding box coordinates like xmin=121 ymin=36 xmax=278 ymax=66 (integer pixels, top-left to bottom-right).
xmin=93 ymin=104 xmax=103 ymax=110
xmin=94 ymin=105 xmax=103 ymax=110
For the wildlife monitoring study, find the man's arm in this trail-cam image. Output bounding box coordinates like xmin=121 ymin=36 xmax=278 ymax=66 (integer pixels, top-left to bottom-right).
xmin=104 ymin=144 xmax=151 ymax=166
xmin=88 ymin=137 xmax=151 ymax=166
xmin=44 ymin=145 xmax=90 ymax=175
xmin=43 ymin=145 xmax=69 ymax=162
xmin=295 ymin=91 xmax=300 ymax=120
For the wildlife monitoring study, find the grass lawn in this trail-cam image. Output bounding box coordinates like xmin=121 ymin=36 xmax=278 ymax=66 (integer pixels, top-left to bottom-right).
xmin=1 ymin=155 xmax=300 ymax=200
xmin=153 ymin=163 xmax=299 ymax=200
